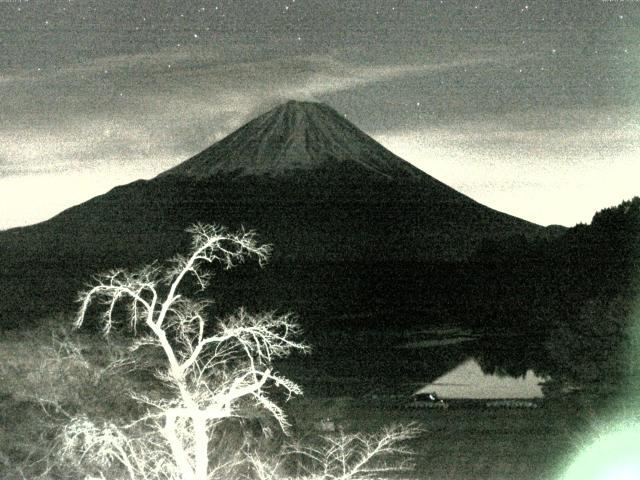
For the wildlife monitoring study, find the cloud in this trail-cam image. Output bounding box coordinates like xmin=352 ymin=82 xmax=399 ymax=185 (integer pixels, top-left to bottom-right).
xmin=417 ymin=107 xmax=640 ymax=162
xmin=4 ymin=46 xmax=524 ymax=228
xmin=1 ymin=40 xmax=635 ymax=229
xmin=375 ymin=108 xmax=640 ymax=226
xmin=0 ymin=163 xmax=177 ymax=230
xmin=0 ymin=45 xmax=525 ymax=175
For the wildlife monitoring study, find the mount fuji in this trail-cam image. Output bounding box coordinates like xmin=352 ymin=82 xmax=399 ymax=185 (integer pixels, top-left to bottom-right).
xmin=161 ymin=100 xmax=426 ymax=179
xmin=0 ymin=100 xmax=548 ymax=324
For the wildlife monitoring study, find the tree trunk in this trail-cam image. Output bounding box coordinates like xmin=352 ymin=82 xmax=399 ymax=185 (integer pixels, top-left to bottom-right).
xmin=193 ymin=415 xmax=209 ymax=480
xmin=164 ymin=412 xmax=195 ymax=480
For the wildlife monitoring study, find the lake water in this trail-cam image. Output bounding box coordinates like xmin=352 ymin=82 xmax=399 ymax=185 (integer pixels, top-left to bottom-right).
xmin=286 ymin=326 xmax=552 ymax=398
xmin=414 ymin=358 xmax=546 ymax=399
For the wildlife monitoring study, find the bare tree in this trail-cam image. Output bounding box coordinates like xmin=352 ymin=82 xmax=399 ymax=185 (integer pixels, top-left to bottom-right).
xmin=250 ymin=424 xmax=422 ymax=480
xmin=65 ymin=224 xmax=309 ymax=480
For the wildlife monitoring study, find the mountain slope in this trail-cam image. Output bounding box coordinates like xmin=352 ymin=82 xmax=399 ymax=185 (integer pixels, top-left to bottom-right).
xmin=0 ymin=100 xmax=548 ymax=325
xmin=160 ymin=100 xmax=426 ymax=180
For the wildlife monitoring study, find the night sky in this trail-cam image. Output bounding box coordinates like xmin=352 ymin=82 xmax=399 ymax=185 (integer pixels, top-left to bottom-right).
xmin=1 ymin=0 xmax=639 ymax=229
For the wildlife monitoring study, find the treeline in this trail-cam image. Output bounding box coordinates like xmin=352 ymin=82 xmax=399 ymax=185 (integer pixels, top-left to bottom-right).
xmin=469 ymin=197 xmax=640 ymax=395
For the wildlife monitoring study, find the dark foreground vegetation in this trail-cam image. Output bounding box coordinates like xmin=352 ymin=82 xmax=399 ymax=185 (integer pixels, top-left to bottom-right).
xmin=3 ymin=196 xmax=638 ymax=395
xmin=469 ymin=197 xmax=640 ymax=399
xmin=1 ymin=326 xmax=634 ymax=480
xmin=0 ymin=197 xmax=638 ymax=478
xmin=1 ymin=226 xmax=423 ymax=480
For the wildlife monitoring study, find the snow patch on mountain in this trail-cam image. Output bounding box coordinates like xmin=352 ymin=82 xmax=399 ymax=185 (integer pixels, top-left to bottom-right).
xmin=160 ymin=100 xmax=425 ymax=180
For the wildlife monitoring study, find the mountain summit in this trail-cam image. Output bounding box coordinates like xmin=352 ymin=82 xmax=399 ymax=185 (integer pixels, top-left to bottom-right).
xmin=0 ymin=100 xmax=549 ymax=324
xmin=160 ymin=100 xmax=424 ymax=179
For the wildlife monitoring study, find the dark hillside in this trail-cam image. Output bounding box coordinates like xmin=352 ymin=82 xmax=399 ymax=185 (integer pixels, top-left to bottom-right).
xmin=467 ymin=197 xmax=640 ymax=396
xmin=0 ymin=101 xmax=546 ymax=327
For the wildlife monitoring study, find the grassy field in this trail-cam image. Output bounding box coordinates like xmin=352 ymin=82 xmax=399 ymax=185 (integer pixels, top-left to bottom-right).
xmin=0 ymin=391 xmax=625 ymax=480
xmin=286 ymin=396 xmax=605 ymax=480
xmin=0 ymin=319 xmax=630 ymax=479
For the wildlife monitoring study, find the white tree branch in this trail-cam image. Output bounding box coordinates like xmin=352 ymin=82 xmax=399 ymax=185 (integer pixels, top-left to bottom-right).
xmin=69 ymin=224 xmax=306 ymax=480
